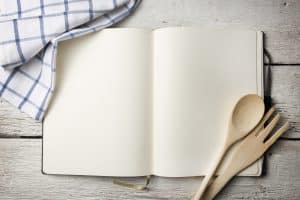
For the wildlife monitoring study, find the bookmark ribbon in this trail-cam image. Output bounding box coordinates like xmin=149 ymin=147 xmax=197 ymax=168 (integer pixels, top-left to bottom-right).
xmin=113 ymin=176 xmax=151 ymax=190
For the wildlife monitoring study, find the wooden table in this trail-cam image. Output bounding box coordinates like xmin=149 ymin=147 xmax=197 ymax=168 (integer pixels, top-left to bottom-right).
xmin=0 ymin=1 xmax=299 ymax=199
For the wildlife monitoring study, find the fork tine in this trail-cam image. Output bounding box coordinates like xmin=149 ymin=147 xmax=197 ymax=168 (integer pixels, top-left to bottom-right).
xmin=253 ymin=106 xmax=276 ymax=136
xmin=257 ymin=113 xmax=280 ymax=141
xmin=264 ymin=122 xmax=289 ymax=149
xmin=265 ymin=106 xmax=276 ymax=117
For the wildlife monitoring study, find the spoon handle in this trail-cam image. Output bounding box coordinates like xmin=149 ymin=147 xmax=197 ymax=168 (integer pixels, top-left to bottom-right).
xmin=192 ymin=142 xmax=230 ymax=200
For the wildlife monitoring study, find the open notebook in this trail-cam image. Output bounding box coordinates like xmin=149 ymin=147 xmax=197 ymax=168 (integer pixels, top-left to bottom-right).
xmin=43 ymin=27 xmax=264 ymax=177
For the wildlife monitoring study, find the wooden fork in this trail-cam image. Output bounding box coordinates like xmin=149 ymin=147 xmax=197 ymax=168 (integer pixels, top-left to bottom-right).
xmin=201 ymin=107 xmax=289 ymax=200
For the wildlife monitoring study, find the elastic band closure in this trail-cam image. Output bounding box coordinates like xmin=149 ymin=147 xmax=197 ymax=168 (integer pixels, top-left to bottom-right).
xmin=263 ymin=48 xmax=272 ymax=110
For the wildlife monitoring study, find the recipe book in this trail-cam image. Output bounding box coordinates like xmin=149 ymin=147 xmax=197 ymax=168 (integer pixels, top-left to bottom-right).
xmin=43 ymin=27 xmax=264 ymax=177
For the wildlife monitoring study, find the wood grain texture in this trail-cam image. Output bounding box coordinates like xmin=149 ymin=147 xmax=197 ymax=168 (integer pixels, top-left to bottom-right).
xmin=271 ymin=66 xmax=300 ymax=138
xmin=119 ymin=0 xmax=300 ymax=64
xmin=0 ymin=98 xmax=41 ymax=137
xmin=0 ymin=139 xmax=299 ymax=200
xmin=1 ymin=66 xmax=299 ymax=138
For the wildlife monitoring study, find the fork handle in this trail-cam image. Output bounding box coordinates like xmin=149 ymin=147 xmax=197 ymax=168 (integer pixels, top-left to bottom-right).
xmin=193 ymin=141 xmax=232 ymax=200
xmin=201 ymin=169 xmax=236 ymax=200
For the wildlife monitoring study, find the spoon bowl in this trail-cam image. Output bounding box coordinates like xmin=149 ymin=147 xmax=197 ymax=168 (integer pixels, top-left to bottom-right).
xmin=228 ymin=94 xmax=265 ymax=146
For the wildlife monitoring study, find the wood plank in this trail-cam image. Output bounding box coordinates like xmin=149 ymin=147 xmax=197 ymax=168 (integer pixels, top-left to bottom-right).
xmin=0 ymin=98 xmax=41 ymax=137
xmin=0 ymin=139 xmax=299 ymax=200
xmin=1 ymin=65 xmax=299 ymax=138
xmin=271 ymin=66 xmax=300 ymax=138
xmin=119 ymin=0 xmax=300 ymax=64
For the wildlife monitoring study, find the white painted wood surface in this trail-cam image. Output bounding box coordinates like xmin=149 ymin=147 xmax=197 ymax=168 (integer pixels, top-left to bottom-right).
xmin=0 ymin=139 xmax=299 ymax=200
xmin=0 ymin=99 xmax=41 ymax=137
xmin=0 ymin=0 xmax=299 ymax=199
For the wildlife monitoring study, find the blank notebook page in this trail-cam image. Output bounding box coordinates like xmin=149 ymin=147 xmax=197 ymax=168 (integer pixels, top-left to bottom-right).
xmin=43 ymin=29 xmax=153 ymax=176
xmin=151 ymin=28 xmax=263 ymax=176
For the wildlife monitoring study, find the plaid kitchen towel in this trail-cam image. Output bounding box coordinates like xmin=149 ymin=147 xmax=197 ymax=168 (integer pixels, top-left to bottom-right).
xmin=0 ymin=0 xmax=141 ymax=121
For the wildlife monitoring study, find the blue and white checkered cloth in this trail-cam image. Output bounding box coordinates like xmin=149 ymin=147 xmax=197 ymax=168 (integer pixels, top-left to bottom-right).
xmin=0 ymin=0 xmax=141 ymax=121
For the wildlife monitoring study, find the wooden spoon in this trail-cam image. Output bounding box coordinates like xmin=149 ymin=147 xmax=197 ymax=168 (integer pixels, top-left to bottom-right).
xmin=193 ymin=94 xmax=265 ymax=200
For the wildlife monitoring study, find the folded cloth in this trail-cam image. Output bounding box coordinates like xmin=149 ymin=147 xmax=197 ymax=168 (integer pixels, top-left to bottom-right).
xmin=0 ymin=0 xmax=141 ymax=121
